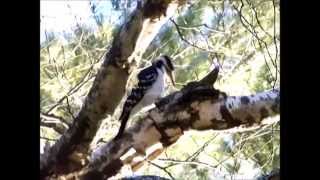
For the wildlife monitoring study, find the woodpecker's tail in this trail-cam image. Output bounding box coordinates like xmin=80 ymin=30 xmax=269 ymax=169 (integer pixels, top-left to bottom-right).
xmin=114 ymin=111 xmax=130 ymax=140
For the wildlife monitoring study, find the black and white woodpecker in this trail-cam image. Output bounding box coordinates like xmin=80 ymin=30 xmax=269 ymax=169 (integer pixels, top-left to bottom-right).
xmin=114 ymin=55 xmax=175 ymax=140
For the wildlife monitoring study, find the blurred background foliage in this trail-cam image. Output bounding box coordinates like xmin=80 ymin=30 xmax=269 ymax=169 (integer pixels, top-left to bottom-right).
xmin=40 ymin=0 xmax=279 ymax=179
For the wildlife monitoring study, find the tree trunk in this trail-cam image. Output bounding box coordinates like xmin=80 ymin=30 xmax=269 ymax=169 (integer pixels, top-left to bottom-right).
xmin=79 ymin=67 xmax=280 ymax=179
xmin=40 ymin=0 xmax=182 ymax=178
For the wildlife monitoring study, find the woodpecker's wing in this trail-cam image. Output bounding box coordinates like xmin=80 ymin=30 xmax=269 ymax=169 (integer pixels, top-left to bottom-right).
xmin=137 ymin=65 xmax=159 ymax=88
xmin=119 ymin=65 xmax=158 ymax=121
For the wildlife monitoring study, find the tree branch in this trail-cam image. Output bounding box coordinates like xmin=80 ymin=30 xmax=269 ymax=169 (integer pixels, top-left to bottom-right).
xmin=40 ymin=113 xmax=70 ymax=134
xmin=40 ymin=112 xmax=70 ymax=127
xmin=233 ymin=0 xmax=279 ymax=80
xmin=148 ymin=161 xmax=175 ymax=180
xmin=170 ymin=18 xmax=215 ymax=53
xmin=40 ymin=121 xmax=67 ymax=135
xmin=160 ymin=158 xmax=217 ymax=170
xmin=40 ymin=0 xmax=182 ymax=178
xmin=82 ymin=68 xmax=280 ymax=179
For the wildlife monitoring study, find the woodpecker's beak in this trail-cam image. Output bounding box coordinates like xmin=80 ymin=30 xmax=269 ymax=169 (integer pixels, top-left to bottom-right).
xmin=168 ymin=71 xmax=175 ymax=87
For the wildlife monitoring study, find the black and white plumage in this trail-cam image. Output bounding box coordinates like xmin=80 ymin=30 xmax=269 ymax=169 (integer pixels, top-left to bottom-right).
xmin=114 ymin=55 xmax=175 ymax=140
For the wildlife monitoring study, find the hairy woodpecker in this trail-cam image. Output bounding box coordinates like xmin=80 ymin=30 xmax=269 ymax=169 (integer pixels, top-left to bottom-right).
xmin=114 ymin=55 xmax=175 ymax=140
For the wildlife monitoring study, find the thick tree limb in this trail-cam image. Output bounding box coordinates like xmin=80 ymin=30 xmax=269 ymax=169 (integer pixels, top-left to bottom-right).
xmin=80 ymin=68 xmax=280 ymax=179
xmin=40 ymin=0 xmax=182 ymax=178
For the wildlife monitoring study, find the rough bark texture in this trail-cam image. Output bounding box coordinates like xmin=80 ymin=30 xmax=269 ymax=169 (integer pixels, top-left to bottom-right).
xmin=40 ymin=1 xmax=181 ymax=178
xmin=79 ymin=68 xmax=280 ymax=179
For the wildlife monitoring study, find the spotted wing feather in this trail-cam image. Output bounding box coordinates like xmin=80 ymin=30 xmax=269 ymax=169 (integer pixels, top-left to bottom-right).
xmin=114 ymin=65 xmax=158 ymax=139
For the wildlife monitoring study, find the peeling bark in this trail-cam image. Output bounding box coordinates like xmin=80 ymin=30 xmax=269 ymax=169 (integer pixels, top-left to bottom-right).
xmin=80 ymin=68 xmax=280 ymax=179
xmin=40 ymin=0 xmax=182 ymax=178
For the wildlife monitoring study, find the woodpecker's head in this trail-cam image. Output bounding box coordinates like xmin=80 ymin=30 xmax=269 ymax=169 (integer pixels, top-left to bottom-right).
xmin=153 ymin=55 xmax=175 ymax=86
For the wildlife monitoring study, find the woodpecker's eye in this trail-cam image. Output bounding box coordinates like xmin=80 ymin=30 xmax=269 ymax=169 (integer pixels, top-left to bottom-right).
xmin=156 ymin=60 xmax=164 ymax=68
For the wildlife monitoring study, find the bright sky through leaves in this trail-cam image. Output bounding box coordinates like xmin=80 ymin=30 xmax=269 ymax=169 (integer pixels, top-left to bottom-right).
xmin=40 ymin=1 xmax=121 ymax=43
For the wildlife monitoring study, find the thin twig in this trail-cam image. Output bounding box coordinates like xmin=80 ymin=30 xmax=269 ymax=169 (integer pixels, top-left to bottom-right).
xmin=163 ymin=134 xmax=218 ymax=169
xmin=59 ymin=46 xmax=70 ymax=84
xmin=174 ymin=22 xmax=226 ymax=34
xmin=172 ymin=46 xmax=192 ymax=59
xmin=44 ymin=51 xmax=101 ymax=114
xmin=233 ymin=0 xmax=279 ymax=80
xmin=245 ymin=0 xmax=274 ymax=38
xmin=66 ymin=96 xmax=76 ymax=119
xmin=40 ymin=112 xmax=70 ymax=126
xmin=236 ymin=1 xmax=276 ymax=85
xmin=187 ymin=134 xmax=218 ymax=161
xmin=148 ymin=161 xmax=175 ymax=180
xmin=170 ymin=18 xmax=215 ymax=53
xmin=159 ymin=158 xmax=217 ymax=169
xmin=206 ymin=125 xmax=275 ymax=170
xmin=272 ymin=0 xmax=279 ymax=89
xmin=245 ymin=0 xmax=279 ymax=89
